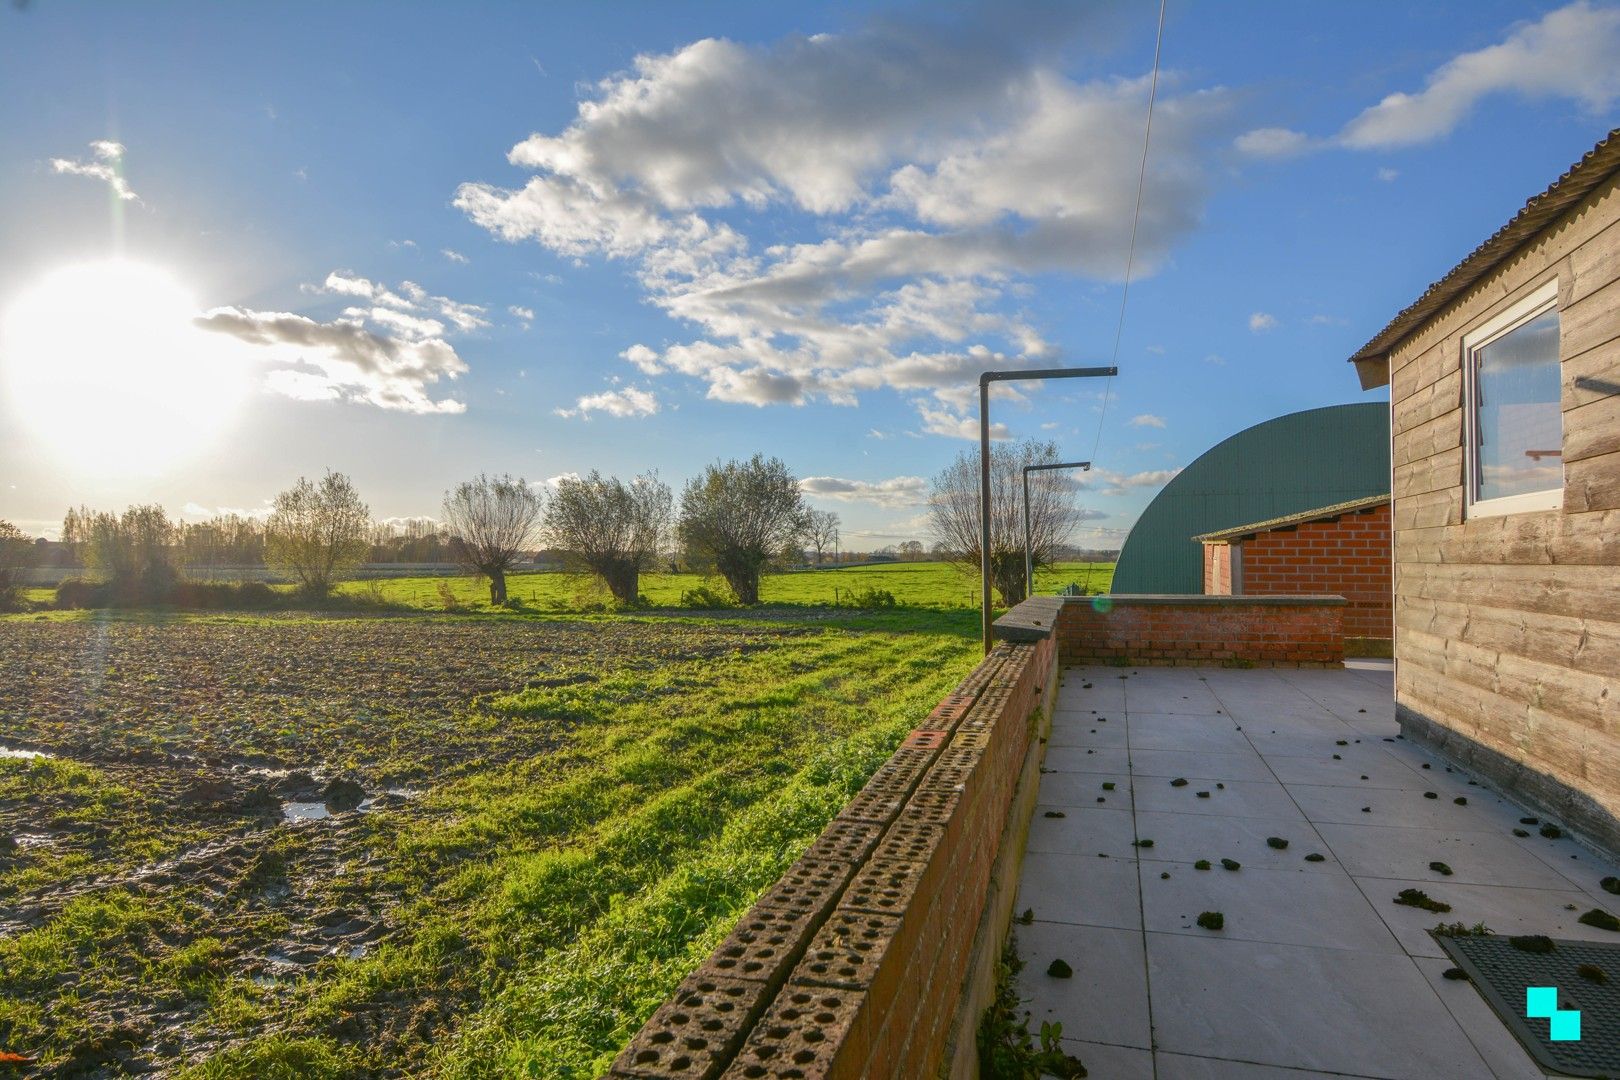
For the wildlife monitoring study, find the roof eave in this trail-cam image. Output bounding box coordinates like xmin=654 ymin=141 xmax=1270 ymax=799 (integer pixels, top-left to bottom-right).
xmin=1352 ymin=354 xmax=1390 ymax=390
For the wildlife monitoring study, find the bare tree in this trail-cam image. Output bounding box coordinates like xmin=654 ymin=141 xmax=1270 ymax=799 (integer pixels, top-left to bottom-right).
xmin=547 ymin=471 xmax=672 ymax=604
xmin=679 ymin=455 xmax=809 ymax=605
xmin=64 ymin=505 xmax=179 ymax=597
xmin=0 ymin=520 xmax=34 ymax=609
xmin=804 ymin=509 xmax=840 ymax=565
xmin=442 ymin=474 xmax=546 ymax=605
xmin=928 ymin=439 xmax=1083 ymax=606
xmin=266 ymin=471 xmax=370 ymax=597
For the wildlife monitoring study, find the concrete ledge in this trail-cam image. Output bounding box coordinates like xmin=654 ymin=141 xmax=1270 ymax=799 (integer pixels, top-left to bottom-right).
xmin=1398 ymin=703 xmax=1620 ymax=859
xmin=1055 ymin=593 xmax=1348 ymax=606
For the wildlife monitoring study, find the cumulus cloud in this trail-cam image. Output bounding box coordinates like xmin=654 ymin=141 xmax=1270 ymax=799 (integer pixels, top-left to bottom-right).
xmin=441 ymin=248 xmax=470 ymax=264
xmin=509 ymin=305 xmax=535 ymax=321
xmin=1128 ymin=413 xmax=1166 ymax=428
xmin=1248 ymin=311 xmax=1279 ymax=332
xmin=1233 ymin=127 xmax=1313 ymax=158
xmin=197 ymin=307 xmax=469 ymax=414
xmin=800 ymin=475 xmax=930 ymax=509
xmin=553 ymin=385 xmax=659 ymax=419
xmin=50 ymin=140 xmax=139 ymax=202
xmin=457 ymin=9 xmax=1232 ymax=436
xmin=1090 ymin=466 xmax=1181 ymax=497
xmin=1340 ymin=2 xmax=1620 ymax=149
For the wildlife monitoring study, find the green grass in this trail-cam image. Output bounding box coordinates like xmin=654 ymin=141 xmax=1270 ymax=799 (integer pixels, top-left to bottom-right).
xmin=336 ymin=559 xmax=1114 ymax=612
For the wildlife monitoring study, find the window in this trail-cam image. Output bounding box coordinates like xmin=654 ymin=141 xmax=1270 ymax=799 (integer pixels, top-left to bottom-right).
xmin=1463 ymin=280 xmax=1563 ymax=517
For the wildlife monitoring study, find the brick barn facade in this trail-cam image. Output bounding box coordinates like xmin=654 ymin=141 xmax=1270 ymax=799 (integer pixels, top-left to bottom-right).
xmin=1195 ymin=495 xmax=1392 ymax=652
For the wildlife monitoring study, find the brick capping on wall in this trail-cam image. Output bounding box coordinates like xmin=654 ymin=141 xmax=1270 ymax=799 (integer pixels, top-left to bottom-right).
xmin=998 ymin=593 xmax=1349 ymax=667
xmin=609 ymin=632 xmax=1060 ymax=1079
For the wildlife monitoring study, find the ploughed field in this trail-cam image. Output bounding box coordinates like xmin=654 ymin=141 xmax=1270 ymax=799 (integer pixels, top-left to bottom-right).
xmin=0 ymin=608 xmax=979 ymax=1078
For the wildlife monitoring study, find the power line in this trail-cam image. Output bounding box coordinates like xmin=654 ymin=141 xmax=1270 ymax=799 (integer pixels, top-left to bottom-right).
xmin=1090 ymin=0 xmax=1167 ymax=466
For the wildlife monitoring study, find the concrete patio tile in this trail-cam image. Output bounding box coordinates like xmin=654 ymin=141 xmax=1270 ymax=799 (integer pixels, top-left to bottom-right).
xmin=1036 ymin=769 xmax=1132 ymax=809
xmin=1130 ymin=811 xmax=1338 ymax=873
xmin=1016 ymin=849 xmax=1142 ymax=930
xmin=1059 ymin=1040 xmax=1154 ymax=1079
xmin=1155 ymin=1052 xmax=1389 ymax=1079
xmin=1026 ymin=805 xmax=1138 ymax=858
xmin=1363 ymin=876 xmax=1609 ymax=958
xmin=1315 ymin=823 xmax=1580 ymax=890
xmin=1134 ymin=777 xmax=1304 ymax=821
xmin=1048 ymin=715 xmax=1128 ymax=749
xmin=1517 ymin=835 xmax=1620 ymax=910
xmin=1241 ymin=727 xmax=1373 ymax=757
xmin=1142 ymin=860 xmax=1402 ymax=954
xmin=1412 ymin=956 xmax=1547 ymax=1080
xmin=1145 ymin=933 xmax=1491 ymax=1079
xmin=1124 ymin=684 xmax=1223 ymax=714
xmin=1287 ymin=782 xmax=1498 ymax=830
xmin=1040 ymin=744 xmax=1127 ymax=773
xmin=1126 ymin=747 xmax=1274 ymax=783
xmin=1127 ymin=713 xmax=1251 ymax=754
xmin=1263 ymin=746 xmax=1428 ymax=789
xmin=1013 ymin=921 xmax=1151 ymax=1050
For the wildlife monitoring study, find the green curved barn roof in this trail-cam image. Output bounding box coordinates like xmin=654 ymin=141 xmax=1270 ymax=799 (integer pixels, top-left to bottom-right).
xmin=1112 ymin=402 xmax=1390 ymax=594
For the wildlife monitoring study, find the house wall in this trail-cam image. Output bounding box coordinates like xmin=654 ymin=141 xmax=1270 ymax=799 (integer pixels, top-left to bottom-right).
xmin=1235 ymin=503 xmax=1393 ymax=643
xmin=1388 ymin=170 xmax=1620 ymax=850
xmin=1203 ymin=542 xmax=1235 ymax=595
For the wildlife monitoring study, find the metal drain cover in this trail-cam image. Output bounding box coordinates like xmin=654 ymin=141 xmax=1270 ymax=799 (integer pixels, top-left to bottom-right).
xmin=1436 ymin=932 xmax=1620 ymax=1078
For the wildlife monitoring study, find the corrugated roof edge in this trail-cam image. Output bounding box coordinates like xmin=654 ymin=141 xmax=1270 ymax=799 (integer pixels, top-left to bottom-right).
xmin=1347 ymin=127 xmax=1620 ymax=387
xmin=1192 ymin=493 xmax=1390 ymax=543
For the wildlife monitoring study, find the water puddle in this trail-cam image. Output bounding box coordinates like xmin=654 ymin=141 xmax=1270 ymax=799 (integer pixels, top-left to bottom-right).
xmin=281 ymin=801 xmax=331 ymax=823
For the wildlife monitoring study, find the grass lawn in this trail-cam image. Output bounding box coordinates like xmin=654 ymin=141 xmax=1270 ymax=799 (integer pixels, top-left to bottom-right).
xmin=336 ymin=558 xmax=1115 ymax=612
xmin=0 ymin=604 xmax=983 ymax=1078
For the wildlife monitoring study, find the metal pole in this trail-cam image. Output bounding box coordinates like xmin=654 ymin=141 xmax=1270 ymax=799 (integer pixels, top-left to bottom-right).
xmin=978 ymin=367 xmax=1115 ymax=654
xmin=979 ymin=378 xmax=994 ymax=654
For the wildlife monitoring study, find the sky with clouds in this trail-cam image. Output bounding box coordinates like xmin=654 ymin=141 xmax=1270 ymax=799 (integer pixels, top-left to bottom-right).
xmin=2 ymin=1 xmax=1618 ymax=546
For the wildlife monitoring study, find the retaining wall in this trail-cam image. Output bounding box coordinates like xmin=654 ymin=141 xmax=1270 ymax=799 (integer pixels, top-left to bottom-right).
xmin=609 ymin=633 xmax=1058 ymax=1080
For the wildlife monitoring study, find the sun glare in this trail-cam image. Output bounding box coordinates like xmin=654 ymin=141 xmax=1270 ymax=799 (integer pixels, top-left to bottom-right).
xmin=0 ymin=259 xmax=248 ymax=476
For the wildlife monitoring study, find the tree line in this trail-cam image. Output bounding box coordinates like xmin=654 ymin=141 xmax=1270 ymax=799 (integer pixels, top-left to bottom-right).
xmin=0 ymin=439 xmax=1087 ymax=611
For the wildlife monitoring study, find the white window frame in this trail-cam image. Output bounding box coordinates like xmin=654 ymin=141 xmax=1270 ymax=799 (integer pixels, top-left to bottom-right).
xmin=1462 ymin=279 xmax=1563 ymax=519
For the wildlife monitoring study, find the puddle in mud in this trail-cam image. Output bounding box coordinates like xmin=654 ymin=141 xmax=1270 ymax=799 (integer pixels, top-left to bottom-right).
xmin=0 ymin=746 xmax=51 ymax=760
xmin=282 ymin=802 xmax=331 ymax=823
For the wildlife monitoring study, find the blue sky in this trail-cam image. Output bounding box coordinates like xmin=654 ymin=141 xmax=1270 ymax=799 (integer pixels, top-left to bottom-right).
xmin=1 ymin=1 xmax=1617 ymax=547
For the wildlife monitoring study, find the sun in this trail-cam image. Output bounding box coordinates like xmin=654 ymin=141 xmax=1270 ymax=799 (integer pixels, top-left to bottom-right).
xmin=0 ymin=260 xmax=249 ymax=476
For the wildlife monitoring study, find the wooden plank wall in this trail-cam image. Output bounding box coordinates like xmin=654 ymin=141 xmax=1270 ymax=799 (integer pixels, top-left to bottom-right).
xmin=1390 ymin=172 xmax=1620 ymax=837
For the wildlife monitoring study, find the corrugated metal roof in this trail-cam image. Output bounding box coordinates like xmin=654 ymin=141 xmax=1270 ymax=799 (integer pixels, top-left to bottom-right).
xmin=1112 ymin=403 xmax=1389 ymax=594
xmin=1348 ymin=127 xmax=1620 ymax=386
xmin=1192 ymin=494 xmax=1390 ymax=543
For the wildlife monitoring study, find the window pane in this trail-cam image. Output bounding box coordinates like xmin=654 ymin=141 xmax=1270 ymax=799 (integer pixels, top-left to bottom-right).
xmin=1475 ymin=308 xmax=1562 ymax=502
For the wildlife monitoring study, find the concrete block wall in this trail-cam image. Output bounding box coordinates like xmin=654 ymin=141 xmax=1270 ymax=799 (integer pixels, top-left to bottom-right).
xmin=610 ymin=634 xmax=1058 ymax=1080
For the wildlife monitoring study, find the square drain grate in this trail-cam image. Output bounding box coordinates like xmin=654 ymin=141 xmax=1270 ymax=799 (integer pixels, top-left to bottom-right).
xmin=1436 ymin=932 xmax=1620 ymax=1078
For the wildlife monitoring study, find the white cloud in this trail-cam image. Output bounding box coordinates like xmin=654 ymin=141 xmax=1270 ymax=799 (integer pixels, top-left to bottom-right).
xmin=196 ymin=307 xmax=468 ymax=414
xmin=553 ymin=385 xmax=659 ymax=419
xmin=917 ymin=405 xmax=1008 ymax=441
xmin=800 ymin=475 xmax=929 ymax=509
xmin=1128 ymin=413 xmax=1166 ymax=428
xmin=1203 ymin=353 xmax=1227 ymax=366
xmin=1339 ymin=1 xmax=1620 ymax=149
xmin=1089 ymin=466 xmax=1181 ymax=496
xmin=442 ymin=248 xmax=470 ymax=264
xmin=50 ymin=140 xmax=139 ymax=202
xmin=1248 ymin=311 xmax=1279 ymax=332
xmin=509 ymin=305 xmax=535 ymax=321
xmin=1376 ymin=167 xmax=1400 ymax=182
xmin=457 ymin=10 xmax=1232 ymax=437
xmin=1307 ymin=313 xmax=1346 ymax=326
xmin=1234 ymin=127 xmax=1312 ymax=158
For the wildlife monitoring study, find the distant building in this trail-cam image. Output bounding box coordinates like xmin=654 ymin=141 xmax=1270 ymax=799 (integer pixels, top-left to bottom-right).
xmin=1194 ymin=494 xmax=1391 ymax=655
xmin=1112 ymin=403 xmax=1389 ymax=594
xmin=1349 ymin=128 xmax=1620 ymax=849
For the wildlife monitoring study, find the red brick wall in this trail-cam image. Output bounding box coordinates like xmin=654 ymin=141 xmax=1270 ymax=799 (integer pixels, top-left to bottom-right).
xmin=611 ymin=637 xmax=1058 ymax=1080
xmin=1056 ymin=596 xmax=1345 ymax=666
xmin=1233 ymin=503 xmax=1391 ymax=641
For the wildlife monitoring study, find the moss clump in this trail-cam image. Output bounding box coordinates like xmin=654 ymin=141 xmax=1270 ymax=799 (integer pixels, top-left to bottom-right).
xmin=1266 ymin=837 xmax=1288 ymax=850
xmin=1194 ymin=860 xmax=1211 ymax=871
xmin=1216 ymin=783 xmax=1225 ymax=790
xmin=1043 ymin=811 xmax=1066 ymax=819
xmin=1433 ymin=921 xmax=1493 ymax=937
xmin=1014 ymin=908 xmax=1034 ymax=925
xmin=1046 ymin=958 xmax=1074 ymax=978
xmin=1394 ymin=889 xmax=1451 ymax=913
xmin=1541 ymin=823 xmax=1563 ymax=839
xmin=1428 ymin=861 xmax=1453 ymax=876
xmin=1454 ymin=797 xmax=1467 ymax=806
xmin=1304 ymin=853 xmax=1325 ymax=863
xmin=1442 ymin=967 xmax=1469 ymax=981
xmin=1602 ymin=877 xmax=1620 ymax=895
xmin=1170 ymin=778 xmax=1188 ymax=787
xmin=1578 ymin=963 xmax=1608 ymax=984
xmin=1520 ymin=817 xmax=1538 ymax=825
xmin=1578 ymin=908 xmax=1620 ymax=932
xmin=1424 ymin=792 xmax=1439 ymax=800
xmin=1220 ymin=858 xmax=1240 ymax=871
xmin=1509 ymin=935 xmax=1554 ymax=954
xmin=1101 ymin=782 xmax=1115 ymax=791
xmin=1196 ymin=911 xmax=1224 ymax=931
xmin=1335 ymin=740 xmax=1348 ymax=746
xmin=1196 ymin=791 xmax=1210 ymax=798
xmin=1132 ymin=839 xmax=1154 ymax=849
xmin=1512 ymin=828 xmax=1530 ymax=838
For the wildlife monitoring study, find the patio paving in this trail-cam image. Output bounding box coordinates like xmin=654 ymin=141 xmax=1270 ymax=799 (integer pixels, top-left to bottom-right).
xmin=1014 ymin=659 xmax=1620 ymax=1079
